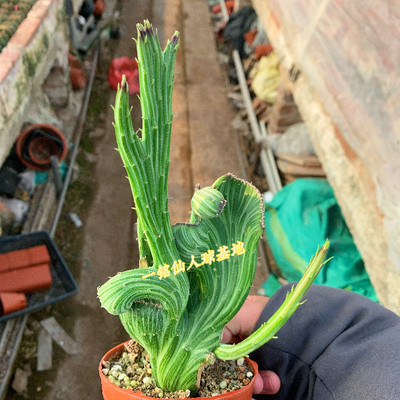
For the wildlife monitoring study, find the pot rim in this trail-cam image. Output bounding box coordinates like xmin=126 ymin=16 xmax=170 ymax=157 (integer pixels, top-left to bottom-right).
xmin=99 ymin=341 xmax=258 ymax=400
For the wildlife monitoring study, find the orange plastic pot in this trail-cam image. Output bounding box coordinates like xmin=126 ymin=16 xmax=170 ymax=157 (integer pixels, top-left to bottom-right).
xmin=99 ymin=342 xmax=258 ymax=400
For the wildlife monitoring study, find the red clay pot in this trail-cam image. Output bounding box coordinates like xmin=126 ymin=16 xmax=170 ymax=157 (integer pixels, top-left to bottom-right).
xmin=212 ymin=1 xmax=235 ymax=15
xmin=15 ymin=124 xmax=68 ymax=171
xmin=68 ymin=52 xmax=82 ymax=69
xmin=70 ymin=67 xmax=87 ymax=90
xmin=0 ymin=263 xmax=52 ymax=293
xmin=0 ymin=244 xmax=50 ymax=273
xmin=93 ymin=0 xmax=106 ymax=17
xmin=99 ymin=342 xmax=258 ymax=400
xmin=0 ymin=292 xmax=27 ymax=316
xmin=244 ymin=29 xmax=258 ymax=46
xmin=254 ymin=44 xmax=273 ymax=60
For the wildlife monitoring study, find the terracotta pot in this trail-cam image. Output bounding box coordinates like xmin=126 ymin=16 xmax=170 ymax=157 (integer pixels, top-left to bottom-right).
xmin=0 ymin=292 xmax=27 ymax=316
xmin=244 ymin=29 xmax=258 ymax=46
xmin=68 ymin=52 xmax=82 ymax=69
xmin=212 ymin=1 xmax=235 ymax=15
xmin=15 ymin=124 xmax=68 ymax=171
xmin=99 ymin=342 xmax=258 ymax=400
xmin=254 ymin=44 xmax=273 ymax=60
xmin=0 ymin=263 xmax=52 ymax=293
xmin=93 ymin=0 xmax=106 ymax=17
xmin=70 ymin=67 xmax=87 ymax=90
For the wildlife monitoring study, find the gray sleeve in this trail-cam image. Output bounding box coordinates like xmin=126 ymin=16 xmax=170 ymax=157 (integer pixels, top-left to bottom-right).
xmin=251 ymin=284 xmax=400 ymax=400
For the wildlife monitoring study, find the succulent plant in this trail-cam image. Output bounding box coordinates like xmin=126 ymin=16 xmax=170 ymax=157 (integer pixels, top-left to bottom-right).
xmin=98 ymin=20 xmax=329 ymax=394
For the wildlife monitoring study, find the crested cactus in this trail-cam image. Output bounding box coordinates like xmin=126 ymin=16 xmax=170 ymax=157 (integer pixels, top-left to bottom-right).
xmin=98 ymin=20 xmax=329 ymax=394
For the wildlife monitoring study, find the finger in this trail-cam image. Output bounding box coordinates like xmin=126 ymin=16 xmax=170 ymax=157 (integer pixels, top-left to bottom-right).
xmin=253 ymin=370 xmax=281 ymax=395
xmin=224 ymin=296 xmax=269 ymax=339
xmin=253 ymin=373 xmax=264 ymax=394
xmin=221 ymin=327 xmax=233 ymax=344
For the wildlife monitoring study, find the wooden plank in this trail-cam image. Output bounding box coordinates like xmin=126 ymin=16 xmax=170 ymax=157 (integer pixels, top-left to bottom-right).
xmin=37 ymin=328 xmax=53 ymax=371
xmin=276 ymin=153 xmax=321 ymax=167
xmin=276 ymin=159 xmax=325 ymax=177
xmin=0 ymin=315 xmax=27 ymax=400
xmin=40 ymin=317 xmax=78 ymax=355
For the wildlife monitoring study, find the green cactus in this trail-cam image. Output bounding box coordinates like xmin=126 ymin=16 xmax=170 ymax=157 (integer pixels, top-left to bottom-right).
xmin=190 ymin=186 xmax=226 ymax=222
xmin=98 ymin=20 xmax=329 ymax=394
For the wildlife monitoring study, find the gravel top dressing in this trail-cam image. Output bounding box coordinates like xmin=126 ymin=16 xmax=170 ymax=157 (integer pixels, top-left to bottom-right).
xmin=101 ymin=340 xmax=253 ymax=398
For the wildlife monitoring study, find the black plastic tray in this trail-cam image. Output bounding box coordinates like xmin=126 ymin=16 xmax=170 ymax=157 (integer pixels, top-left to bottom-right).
xmin=0 ymin=230 xmax=78 ymax=323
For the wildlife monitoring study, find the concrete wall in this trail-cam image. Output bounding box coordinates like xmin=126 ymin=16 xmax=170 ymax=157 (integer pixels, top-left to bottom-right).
xmin=0 ymin=0 xmax=76 ymax=167
xmin=252 ymin=0 xmax=400 ymax=313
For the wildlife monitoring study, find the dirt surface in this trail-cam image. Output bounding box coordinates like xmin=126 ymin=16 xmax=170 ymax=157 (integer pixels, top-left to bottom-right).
xmin=5 ymin=1 xmax=267 ymax=399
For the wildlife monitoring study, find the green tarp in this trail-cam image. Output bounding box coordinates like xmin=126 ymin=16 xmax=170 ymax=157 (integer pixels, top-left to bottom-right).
xmin=263 ymin=178 xmax=377 ymax=301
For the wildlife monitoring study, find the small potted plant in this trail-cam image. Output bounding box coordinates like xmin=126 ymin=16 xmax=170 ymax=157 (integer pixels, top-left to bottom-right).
xmin=98 ymin=21 xmax=329 ymax=399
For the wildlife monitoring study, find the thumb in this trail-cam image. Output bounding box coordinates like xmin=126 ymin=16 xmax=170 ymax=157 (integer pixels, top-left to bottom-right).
xmin=253 ymin=370 xmax=281 ymax=395
xmin=221 ymin=327 xmax=233 ymax=344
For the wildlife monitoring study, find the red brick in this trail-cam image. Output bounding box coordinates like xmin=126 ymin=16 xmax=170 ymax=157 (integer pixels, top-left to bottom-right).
xmin=0 ymin=245 xmax=50 ymax=273
xmin=0 ymin=263 xmax=52 ymax=293
xmin=9 ymin=17 xmax=41 ymax=47
xmin=0 ymin=46 xmax=22 ymax=66
xmin=0 ymin=59 xmax=13 ymax=83
xmin=0 ymin=250 xmax=28 ymax=272
xmin=28 ymin=0 xmax=50 ymax=20
xmin=0 ymin=292 xmax=27 ymax=316
xmin=28 ymin=245 xmax=50 ymax=265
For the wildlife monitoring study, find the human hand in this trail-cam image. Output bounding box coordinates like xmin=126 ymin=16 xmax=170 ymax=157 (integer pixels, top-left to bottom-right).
xmin=222 ymin=295 xmax=281 ymax=395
